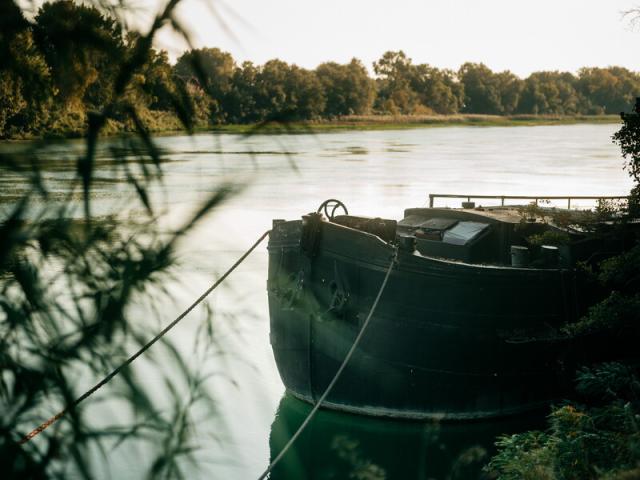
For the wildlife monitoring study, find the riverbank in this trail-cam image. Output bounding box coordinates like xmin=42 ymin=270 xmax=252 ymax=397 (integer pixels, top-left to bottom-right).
xmin=209 ymin=114 xmax=620 ymax=134
xmin=2 ymin=114 xmax=620 ymax=141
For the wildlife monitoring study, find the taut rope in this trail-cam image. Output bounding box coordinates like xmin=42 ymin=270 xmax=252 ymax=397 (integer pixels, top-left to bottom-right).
xmin=257 ymin=247 xmax=398 ymax=480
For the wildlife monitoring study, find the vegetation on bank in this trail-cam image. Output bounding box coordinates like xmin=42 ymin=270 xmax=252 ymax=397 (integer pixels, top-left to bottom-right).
xmin=3 ymin=114 xmax=623 ymax=141
xmin=205 ymin=114 xmax=620 ymax=134
xmin=486 ymin=363 xmax=640 ymax=480
xmin=1 ymin=0 xmax=639 ymax=140
xmin=486 ymin=101 xmax=640 ymax=480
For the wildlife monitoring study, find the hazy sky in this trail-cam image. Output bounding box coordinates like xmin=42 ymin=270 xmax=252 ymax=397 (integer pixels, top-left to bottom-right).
xmin=154 ymin=0 xmax=640 ymax=76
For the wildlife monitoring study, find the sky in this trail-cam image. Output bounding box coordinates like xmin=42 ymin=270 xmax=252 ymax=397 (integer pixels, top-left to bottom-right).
xmin=150 ymin=0 xmax=640 ymax=76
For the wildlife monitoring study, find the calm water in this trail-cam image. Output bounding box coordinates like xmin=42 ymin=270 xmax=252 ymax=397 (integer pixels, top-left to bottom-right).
xmin=3 ymin=124 xmax=632 ymax=478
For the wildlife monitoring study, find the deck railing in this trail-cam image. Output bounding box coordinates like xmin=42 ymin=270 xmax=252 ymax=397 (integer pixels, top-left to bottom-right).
xmin=428 ymin=194 xmax=629 ymax=209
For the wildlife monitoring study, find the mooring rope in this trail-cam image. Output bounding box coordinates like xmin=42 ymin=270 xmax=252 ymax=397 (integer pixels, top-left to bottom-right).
xmin=19 ymin=230 xmax=271 ymax=445
xmin=257 ymin=247 xmax=398 ymax=480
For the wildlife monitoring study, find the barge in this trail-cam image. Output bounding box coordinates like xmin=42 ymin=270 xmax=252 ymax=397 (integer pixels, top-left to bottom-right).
xmin=267 ymin=195 xmax=631 ymax=420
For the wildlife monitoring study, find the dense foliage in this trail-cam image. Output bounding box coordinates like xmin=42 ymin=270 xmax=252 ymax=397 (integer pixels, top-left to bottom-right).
xmin=486 ymin=96 xmax=640 ymax=480
xmin=3 ymin=1 xmax=640 ymax=139
xmin=486 ymin=363 xmax=640 ymax=480
xmin=614 ymin=99 xmax=640 ymax=216
xmin=1 ymin=0 xmax=242 ymax=477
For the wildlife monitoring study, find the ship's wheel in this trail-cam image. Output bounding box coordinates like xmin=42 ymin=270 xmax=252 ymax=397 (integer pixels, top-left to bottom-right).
xmin=317 ymin=199 xmax=348 ymax=220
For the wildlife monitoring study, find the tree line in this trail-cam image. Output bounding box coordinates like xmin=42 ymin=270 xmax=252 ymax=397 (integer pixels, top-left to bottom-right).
xmin=3 ymin=1 xmax=640 ymax=139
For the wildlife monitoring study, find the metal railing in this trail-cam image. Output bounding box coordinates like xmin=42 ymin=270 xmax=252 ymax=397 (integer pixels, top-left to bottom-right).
xmin=428 ymin=194 xmax=628 ymax=209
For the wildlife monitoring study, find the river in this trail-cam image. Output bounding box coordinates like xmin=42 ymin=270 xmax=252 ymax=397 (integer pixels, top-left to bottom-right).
xmin=2 ymin=124 xmax=632 ymax=479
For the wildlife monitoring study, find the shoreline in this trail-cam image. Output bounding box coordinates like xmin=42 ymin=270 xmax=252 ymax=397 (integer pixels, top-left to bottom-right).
xmin=1 ymin=114 xmax=621 ymax=142
xmin=209 ymin=114 xmax=620 ymax=134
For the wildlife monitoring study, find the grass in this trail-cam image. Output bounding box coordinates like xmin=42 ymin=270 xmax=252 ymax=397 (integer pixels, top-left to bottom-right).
xmin=206 ymin=114 xmax=621 ymax=134
xmin=1 ymin=114 xmax=621 ymax=141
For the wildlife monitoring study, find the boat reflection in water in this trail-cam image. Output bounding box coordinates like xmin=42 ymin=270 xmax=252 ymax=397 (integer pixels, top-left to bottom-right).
xmin=268 ymin=394 xmax=546 ymax=480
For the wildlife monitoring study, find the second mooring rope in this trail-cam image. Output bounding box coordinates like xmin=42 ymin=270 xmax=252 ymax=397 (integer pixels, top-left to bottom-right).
xmin=257 ymin=247 xmax=398 ymax=480
xmin=19 ymin=230 xmax=271 ymax=445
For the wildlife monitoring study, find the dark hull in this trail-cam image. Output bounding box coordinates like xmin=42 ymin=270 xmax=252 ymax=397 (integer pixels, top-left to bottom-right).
xmin=268 ymin=219 xmax=580 ymax=420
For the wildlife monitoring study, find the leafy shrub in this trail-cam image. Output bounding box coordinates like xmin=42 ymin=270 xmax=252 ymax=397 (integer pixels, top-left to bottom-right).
xmin=486 ymin=431 xmax=554 ymax=480
xmin=486 ymin=364 xmax=640 ymax=480
xmin=527 ymin=230 xmax=571 ymax=247
xmin=561 ymin=292 xmax=640 ymax=337
xmin=598 ymin=243 xmax=640 ymax=292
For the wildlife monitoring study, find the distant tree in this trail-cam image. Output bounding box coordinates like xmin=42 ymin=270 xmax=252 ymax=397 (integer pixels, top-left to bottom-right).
xmin=174 ymin=47 xmax=235 ymax=93
xmin=252 ymin=59 xmax=288 ymax=119
xmin=0 ymin=70 xmax=26 ymax=135
xmin=283 ymin=65 xmax=326 ymax=120
xmin=374 ymin=52 xmax=466 ymax=115
xmin=4 ymin=0 xmax=640 ymax=137
xmin=0 ymin=3 xmax=51 ymax=137
xmin=137 ymin=47 xmax=176 ymax=111
xmin=578 ymin=67 xmax=640 ymax=114
xmin=373 ymin=50 xmax=413 ymax=81
xmin=224 ymin=61 xmax=259 ymax=123
xmin=518 ymin=71 xmax=579 ymax=115
xmin=251 ymin=59 xmax=324 ymax=121
xmin=458 ymin=63 xmax=502 ymax=114
xmin=373 ymin=50 xmax=419 ymax=114
xmin=174 ymin=47 xmax=236 ymax=123
xmin=0 ymin=43 xmax=51 ymax=137
xmin=411 ymin=64 xmax=464 ymax=114
xmin=315 ymin=58 xmax=375 ymax=117
xmin=495 ymin=71 xmax=524 ymax=115
xmin=33 ymin=0 xmax=125 ymax=110
xmin=0 ymin=0 xmax=29 ymax=69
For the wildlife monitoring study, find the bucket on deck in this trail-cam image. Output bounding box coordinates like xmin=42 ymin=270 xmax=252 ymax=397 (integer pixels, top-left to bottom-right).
xmin=510 ymin=245 xmax=530 ymax=267
xmin=540 ymin=245 xmax=560 ymax=268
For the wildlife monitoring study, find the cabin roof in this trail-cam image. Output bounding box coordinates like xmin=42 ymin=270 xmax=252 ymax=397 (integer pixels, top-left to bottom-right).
xmin=403 ymin=207 xmax=526 ymax=225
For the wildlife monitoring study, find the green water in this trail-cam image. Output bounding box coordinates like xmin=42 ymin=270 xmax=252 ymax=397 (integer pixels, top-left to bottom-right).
xmin=269 ymin=395 xmax=545 ymax=480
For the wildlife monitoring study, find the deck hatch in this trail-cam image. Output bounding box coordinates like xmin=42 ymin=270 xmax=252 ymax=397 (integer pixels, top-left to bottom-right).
xmin=442 ymin=221 xmax=490 ymax=245
xmin=399 ymin=215 xmax=458 ymax=230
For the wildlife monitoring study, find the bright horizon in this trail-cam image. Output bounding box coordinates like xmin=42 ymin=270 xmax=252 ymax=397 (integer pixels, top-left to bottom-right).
xmin=150 ymin=0 xmax=640 ymax=76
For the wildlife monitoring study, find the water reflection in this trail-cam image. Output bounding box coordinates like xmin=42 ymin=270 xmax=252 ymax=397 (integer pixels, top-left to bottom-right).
xmin=269 ymin=394 xmax=546 ymax=480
